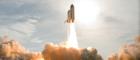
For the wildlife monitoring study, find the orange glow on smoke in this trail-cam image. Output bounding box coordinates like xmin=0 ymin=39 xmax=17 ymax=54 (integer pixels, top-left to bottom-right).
xmin=42 ymin=43 xmax=82 ymax=60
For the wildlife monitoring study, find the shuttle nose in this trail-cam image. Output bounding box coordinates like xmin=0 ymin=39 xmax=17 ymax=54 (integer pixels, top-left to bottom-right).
xmin=71 ymin=4 xmax=74 ymax=8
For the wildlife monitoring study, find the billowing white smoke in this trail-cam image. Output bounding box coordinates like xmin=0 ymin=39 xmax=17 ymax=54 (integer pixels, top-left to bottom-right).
xmin=66 ymin=23 xmax=78 ymax=48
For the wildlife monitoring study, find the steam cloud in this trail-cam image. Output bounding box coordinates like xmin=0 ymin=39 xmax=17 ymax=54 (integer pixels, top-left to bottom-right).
xmin=0 ymin=36 xmax=44 ymax=60
xmin=42 ymin=43 xmax=102 ymax=60
xmin=0 ymin=35 xmax=140 ymax=60
xmin=0 ymin=36 xmax=102 ymax=60
xmin=108 ymin=35 xmax=140 ymax=60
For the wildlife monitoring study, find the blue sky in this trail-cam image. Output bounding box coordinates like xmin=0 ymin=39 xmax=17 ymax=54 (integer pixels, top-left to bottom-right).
xmin=0 ymin=0 xmax=139 ymax=59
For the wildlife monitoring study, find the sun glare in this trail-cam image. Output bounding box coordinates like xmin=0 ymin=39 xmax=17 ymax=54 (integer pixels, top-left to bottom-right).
xmin=75 ymin=0 xmax=100 ymax=27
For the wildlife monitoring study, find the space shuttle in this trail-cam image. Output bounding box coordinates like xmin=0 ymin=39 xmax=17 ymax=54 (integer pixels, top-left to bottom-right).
xmin=66 ymin=4 xmax=75 ymax=23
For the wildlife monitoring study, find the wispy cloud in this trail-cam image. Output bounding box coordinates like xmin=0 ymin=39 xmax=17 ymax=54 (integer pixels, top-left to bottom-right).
xmin=9 ymin=18 xmax=38 ymax=37
xmin=0 ymin=17 xmax=39 ymax=43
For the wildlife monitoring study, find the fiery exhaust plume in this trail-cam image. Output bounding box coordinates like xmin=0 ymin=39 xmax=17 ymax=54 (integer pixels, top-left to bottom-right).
xmin=66 ymin=23 xmax=78 ymax=48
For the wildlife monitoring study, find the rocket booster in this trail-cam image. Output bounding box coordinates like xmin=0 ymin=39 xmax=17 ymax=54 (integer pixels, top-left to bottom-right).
xmin=66 ymin=4 xmax=75 ymax=23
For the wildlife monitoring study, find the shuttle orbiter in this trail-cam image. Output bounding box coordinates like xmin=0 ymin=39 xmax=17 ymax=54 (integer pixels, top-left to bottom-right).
xmin=66 ymin=4 xmax=75 ymax=23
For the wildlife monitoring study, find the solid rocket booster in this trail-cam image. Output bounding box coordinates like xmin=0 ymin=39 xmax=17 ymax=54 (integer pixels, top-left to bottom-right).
xmin=66 ymin=4 xmax=75 ymax=23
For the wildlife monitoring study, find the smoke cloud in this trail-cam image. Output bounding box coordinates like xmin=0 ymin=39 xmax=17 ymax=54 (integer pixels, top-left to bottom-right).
xmin=108 ymin=35 xmax=140 ymax=60
xmin=0 ymin=36 xmax=102 ymax=60
xmin=0 ymin=36 xmax=44 ymax=60
xmin=1 ymin=35 xmax=140 ymax=60
xmin=42 ymin=43 xmax=102 ymax=60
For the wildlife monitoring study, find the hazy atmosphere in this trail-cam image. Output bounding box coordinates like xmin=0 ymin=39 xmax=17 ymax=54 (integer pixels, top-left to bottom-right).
xmin=0 ymin=0 xmax=139 ymax=59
